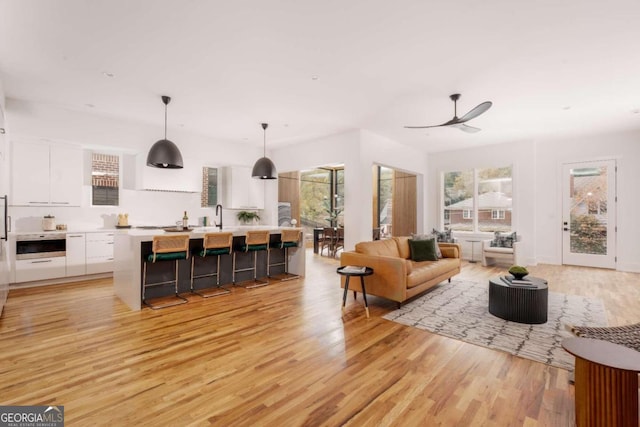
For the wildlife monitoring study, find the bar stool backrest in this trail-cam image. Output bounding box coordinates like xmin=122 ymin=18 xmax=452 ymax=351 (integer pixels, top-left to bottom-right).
xmin=280 ymin=229 xmax=301 ymax=245
xmin=203 ymin=232 xmax=233 ymax=250
xmin=151 ymin=234 xmax=190 ymax=262
xmin=245 ymin=230 xmax=270 ymax=246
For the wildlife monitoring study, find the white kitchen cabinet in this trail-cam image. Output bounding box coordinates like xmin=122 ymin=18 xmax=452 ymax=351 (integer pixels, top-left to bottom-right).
xmin=86 ymin=232 xmax=114 ymax=274
xmin=15 ymin=257 xmax=67 ymax=283
xmin=66 ymin=233 xmax=86 ymax=277
xmin=11 ymin=141 xmax=83 ymax=206
xmin=50 ymin=145 xmax=83 ymax=206
xmin=11 ymin=141 xmax=50 ymax=205
xmin=221 ymin=166 xmax=265 ymax=209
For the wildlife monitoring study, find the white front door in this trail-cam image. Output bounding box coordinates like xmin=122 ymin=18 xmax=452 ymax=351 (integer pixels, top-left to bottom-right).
xmin=562 ymin=160 xmax=616 ymax=269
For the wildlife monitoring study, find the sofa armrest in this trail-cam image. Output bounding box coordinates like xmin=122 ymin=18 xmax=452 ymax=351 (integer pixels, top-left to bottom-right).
xmin=340 ymin=251 xmax=408 ymax=302
xmin=438 ymin=242 xmax=461 ymax=259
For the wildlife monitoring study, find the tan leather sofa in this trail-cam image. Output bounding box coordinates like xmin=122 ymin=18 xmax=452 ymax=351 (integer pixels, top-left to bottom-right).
xmin=339 ymin=236 xmax=461 ymax=306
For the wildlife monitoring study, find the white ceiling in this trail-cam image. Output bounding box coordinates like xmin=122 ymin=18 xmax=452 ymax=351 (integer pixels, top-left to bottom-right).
xmin=1 ymin=0 xmax=639 ymax=152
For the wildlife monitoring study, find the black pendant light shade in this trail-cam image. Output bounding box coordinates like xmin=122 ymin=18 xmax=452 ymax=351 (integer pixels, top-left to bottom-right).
xmin=147 ymin=95 xmax=184 ymax=169
xmin=252 ymin=123 xmax=277 ymax=179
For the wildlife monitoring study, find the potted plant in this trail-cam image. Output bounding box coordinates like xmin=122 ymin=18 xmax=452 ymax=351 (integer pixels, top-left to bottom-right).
xmin=508 ymin=265 xmax=529 ymax=279
xmin=237 ymin=211 xmax=260 ymax=225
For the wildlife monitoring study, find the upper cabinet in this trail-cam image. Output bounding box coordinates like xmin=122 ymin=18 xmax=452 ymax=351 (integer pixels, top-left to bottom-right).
xmin=220 ymin=166 xmax=265 ymax=209
xmin=11 ymin=141 xmax=83 ymax=206
xmin=122 ymin=153 xmax=200 ymax=193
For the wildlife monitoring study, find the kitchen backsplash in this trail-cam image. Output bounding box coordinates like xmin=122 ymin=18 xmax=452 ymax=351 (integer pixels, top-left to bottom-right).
xmin=9 ymin=186 xmax=259 ymax=232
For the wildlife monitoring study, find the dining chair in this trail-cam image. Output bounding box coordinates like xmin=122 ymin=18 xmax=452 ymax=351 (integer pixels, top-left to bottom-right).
xmin=320 ymin=227 xmax=336 ymax=257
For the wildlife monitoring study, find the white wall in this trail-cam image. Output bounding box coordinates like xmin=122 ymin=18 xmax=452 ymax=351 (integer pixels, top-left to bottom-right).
xmin=535 ymin=131 xmax=640 ymax=272
xmin=5 ymin=99 xmax=273 ymax=231
xmin=272 ymin=129 xmax=428 ymax=251
xmin=427 ymin=140 xmax=537 ymax=265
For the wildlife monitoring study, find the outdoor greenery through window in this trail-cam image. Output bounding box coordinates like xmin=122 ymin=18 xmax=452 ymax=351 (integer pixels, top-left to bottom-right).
xmin=91 ymin=153 xmax=119 ymax=206
xmin=299 ymin=166 xmax=344 ymax=238
xmin=443 ymin=166 xmax=512 ymax=232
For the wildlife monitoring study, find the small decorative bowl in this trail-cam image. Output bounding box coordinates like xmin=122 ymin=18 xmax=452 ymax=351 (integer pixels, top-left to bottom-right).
xmin=508 ymin=266 xmax=529 ymax=280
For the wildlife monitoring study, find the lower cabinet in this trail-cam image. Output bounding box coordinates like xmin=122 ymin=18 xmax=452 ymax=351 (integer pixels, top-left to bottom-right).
xmin=66 ymin=233 xmax=86 ymax=277
xmin=86 ymin=232 xmax=114 ymax=274
xmin=15 ymin=257 xmax=67 ymax=283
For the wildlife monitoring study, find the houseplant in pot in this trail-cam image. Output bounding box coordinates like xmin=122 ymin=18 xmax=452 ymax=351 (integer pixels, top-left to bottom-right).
xmin=237 ymin=211 xmax=260 ymax=225
xmin=508 ymin=265 xmax=529 ymax=279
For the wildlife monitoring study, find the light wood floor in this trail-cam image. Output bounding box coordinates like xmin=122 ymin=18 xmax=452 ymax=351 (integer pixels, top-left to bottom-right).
xmin=1 ymin=252 xmax=639 ymax=426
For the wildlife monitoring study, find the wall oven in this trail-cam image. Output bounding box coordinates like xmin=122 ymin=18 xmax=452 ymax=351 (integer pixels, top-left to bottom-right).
xmin=16 ymin=233 xmax=67 ymax=260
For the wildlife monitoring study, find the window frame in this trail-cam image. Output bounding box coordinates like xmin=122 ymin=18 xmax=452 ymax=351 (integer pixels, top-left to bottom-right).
xmin=91 ymin=151 xmax=121 ymax=207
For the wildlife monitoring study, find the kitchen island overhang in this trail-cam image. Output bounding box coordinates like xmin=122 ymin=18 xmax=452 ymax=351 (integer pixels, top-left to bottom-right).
xmin=113 ymin=227 xmax=305 ymax=311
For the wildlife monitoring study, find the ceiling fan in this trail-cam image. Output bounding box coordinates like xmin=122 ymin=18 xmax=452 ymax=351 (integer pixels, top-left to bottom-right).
xmin=405 ymin=93 xmax=492 ymax=133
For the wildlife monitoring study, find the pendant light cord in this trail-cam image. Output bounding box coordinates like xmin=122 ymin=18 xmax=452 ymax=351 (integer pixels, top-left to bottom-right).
xmin=263 ymin=127 xmax=266 ymax=157
xmin=164 ymin=104 xmax=168 ymax=140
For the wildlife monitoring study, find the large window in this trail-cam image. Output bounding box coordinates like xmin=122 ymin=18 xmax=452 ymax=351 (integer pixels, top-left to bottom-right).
xmin=443 ymin=166 xmax=512 ymax=232
xmin=299 ymin=166 xmax=344 ymax=237
xmin=91 ymin=153 xmax=119 ymax=206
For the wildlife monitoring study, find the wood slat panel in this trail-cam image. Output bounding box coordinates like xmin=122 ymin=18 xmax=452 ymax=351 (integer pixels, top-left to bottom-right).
xmin=392 ymin=171 xmax=417 ymax=236
xmin=1 ymin=257 xmax=639 ymax=425
xmin=278 ymin=171 xmax=300 ymax=224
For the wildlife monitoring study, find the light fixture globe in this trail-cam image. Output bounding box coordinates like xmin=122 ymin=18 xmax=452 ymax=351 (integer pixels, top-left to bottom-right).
xmin=252 ymin=122 xmax=277 ymax=179
xmin=147 ymin=138 xmax=183 ymax=168
xmin=147 ymin=95 xmax=184 ymax=169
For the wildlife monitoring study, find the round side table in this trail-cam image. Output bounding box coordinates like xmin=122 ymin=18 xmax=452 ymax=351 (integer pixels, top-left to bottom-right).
xmin=563 ymin=337 xmax=640 ymax=427
xmin=337 ymin=266 xmax=373 ymax=318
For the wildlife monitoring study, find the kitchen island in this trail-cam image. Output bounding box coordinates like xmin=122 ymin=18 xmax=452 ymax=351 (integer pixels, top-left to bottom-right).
xmin=113 ymin=226 xmax=305 ymax=310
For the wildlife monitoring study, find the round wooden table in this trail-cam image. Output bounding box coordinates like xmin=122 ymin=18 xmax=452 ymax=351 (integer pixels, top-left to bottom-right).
xmin=488 ymin=276 xmax=548 ymax=324
xmin=563 ymin=337 xmax=640 ymax=427
xmin=337 ymin=266 xmax=373 ymax=318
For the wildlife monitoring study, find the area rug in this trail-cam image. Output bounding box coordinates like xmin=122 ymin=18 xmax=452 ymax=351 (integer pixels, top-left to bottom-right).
xmin=383 ymin=279 xmax=607 ymax=370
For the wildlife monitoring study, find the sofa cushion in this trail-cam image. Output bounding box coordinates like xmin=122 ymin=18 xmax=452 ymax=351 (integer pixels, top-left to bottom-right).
xmin=393 ymin=236 xmax=411 ymax=259
xmin=408 ymin=238 xmax=439 ymax=262
xmin=406 ymin=258 xmax=461 ymax=288
xmin=432 ymin=228 xmax=455 ymax=243
xmin=355 ymin=238 xmax=401 ymax=258
xmin=411 ymin=233 xmax=442 ymax=258
xmin=490 ymin=231 xmax=517 ymax=248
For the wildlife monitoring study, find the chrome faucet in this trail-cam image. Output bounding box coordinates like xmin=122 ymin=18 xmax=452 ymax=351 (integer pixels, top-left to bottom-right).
xmin=215 ymin=204 xmax=223 ymax=230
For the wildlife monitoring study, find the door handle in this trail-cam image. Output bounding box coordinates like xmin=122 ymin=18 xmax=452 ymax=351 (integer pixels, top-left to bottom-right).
xmin=563 ymin=227 xmax=569 ymax=231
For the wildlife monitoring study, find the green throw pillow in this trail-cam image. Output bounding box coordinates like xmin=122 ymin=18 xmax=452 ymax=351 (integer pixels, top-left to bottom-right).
xmin=408 ymin=238 xmax=439 ymax=262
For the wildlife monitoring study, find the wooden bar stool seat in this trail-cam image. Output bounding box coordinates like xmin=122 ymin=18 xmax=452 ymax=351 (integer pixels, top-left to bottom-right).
xmin=190 ymin=232 xmax=233 ymax=298
xmin=268 ymin=229 xmax=301 ymax=281
xmin=233 ymin=230 xmax=270 ymax=288
xmin=142 ymin=234 xmax=190 ymax=309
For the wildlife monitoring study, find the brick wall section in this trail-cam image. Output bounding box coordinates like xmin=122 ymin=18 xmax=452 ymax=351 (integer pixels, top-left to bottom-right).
xmin=92 ymin=153 xmax=119 ymax=187
xmin=201 ymin=167 xmax=209 ymax=206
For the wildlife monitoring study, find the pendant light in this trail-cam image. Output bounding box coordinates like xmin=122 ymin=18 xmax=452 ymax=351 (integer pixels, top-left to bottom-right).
xmin=251 ymin=122 xmax=277 ymax=179
xmin=147 ymin=95 xmax=184 ymax=169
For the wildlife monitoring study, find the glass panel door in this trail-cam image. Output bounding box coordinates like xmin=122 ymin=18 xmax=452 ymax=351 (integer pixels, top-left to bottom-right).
xmin=562 ymin=160 xmax=616 ymax=269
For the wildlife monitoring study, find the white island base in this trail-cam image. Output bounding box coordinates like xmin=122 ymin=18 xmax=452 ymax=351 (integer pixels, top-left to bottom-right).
xmin=113 ymin=227 xmax=305 ymax=311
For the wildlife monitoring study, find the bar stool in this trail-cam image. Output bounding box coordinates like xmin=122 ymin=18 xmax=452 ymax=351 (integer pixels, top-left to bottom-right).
xmin=190 ymin=232 xmax=233 ymax=298
xmin=142 ymin=234 xmax=190 ymax=309
xmin=232 ymin=230 xmax=270 ymax=288
xmin=267 ymin=229 xmax=301 ymax=281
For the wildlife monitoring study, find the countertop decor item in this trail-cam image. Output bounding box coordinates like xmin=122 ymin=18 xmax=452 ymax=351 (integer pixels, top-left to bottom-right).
xmin=237 ymin=211 xmax=260 ymax=224
xmin=147 ymin=95 xmax=183 ymax=169
xmin=251 ymin=123 xmax=277 ymax=179
xmin=508 ymin=265 xmax=529 ymax=279
xmin=42 ymin=215 xmax=56 ymax=231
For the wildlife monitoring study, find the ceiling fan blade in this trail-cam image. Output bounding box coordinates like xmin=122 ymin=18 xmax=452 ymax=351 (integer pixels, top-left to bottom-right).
xmin=404 ymin=122 xmax=449 ymax=129
xmin=452 ymin=123 xmax=482 ymax=133
xmin=458 ymin=101 xmax=492 ymax=123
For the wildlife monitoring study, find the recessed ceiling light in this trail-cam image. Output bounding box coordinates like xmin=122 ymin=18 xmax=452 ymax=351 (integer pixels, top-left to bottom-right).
xmin=631 ymin=108 xmax=640 ymax=114
xmin=311 ymin=76 xmax=319 ymax=81
xmin=562 ymin=106 xmax=571 ymax=110
xmin=84 ymin=103 xmax=95 ymax=108
xmin=243 ymin=137 xmax=249 ymax=140
xmin=284 ymin=124 xmax=289 ymax=127
xmin=178 ymin=123 xmax=185 ymax=127
xmin=102 ymin=72 xmax=115 ymax=78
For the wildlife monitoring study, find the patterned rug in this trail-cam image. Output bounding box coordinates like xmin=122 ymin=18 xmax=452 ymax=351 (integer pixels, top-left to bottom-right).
xmin=383 ymin=279 xmax=607 ymax=370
